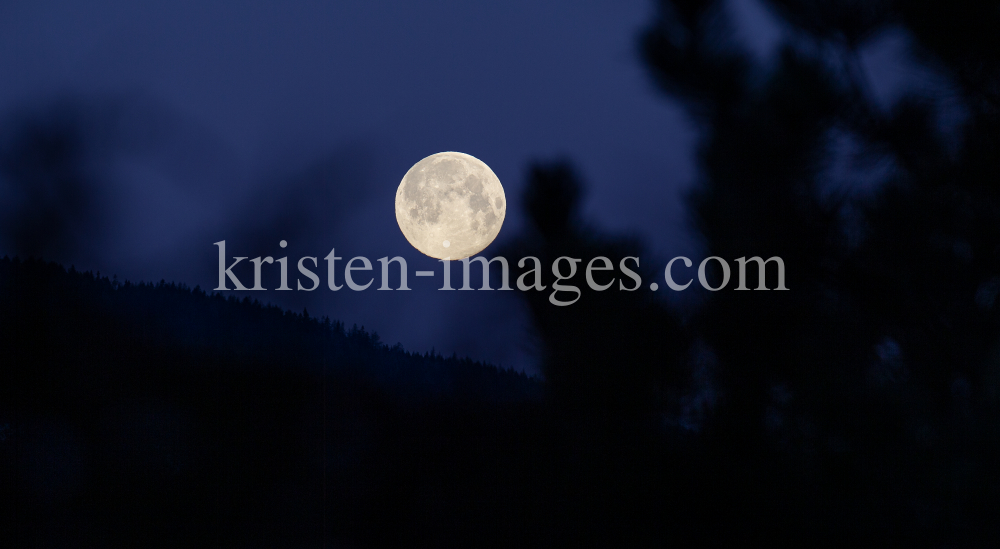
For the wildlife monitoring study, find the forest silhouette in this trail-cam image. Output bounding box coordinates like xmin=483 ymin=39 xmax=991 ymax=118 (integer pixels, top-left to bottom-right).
xmin=4 ymin=0 xmax=1000 ymax=546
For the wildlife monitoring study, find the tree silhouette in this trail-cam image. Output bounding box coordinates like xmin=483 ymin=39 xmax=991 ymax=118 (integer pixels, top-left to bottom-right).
xmin=504 ymin=162 xmax=689 ymax=425
xmin=633 ymin=0 xmax=1000 ymax=543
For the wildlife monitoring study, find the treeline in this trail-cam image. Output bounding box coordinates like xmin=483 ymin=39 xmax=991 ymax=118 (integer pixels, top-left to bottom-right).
xmin=1 ymin=256 xmax=539 ymax=401
xmin=1 ymin=256 xmax=553 ymax=548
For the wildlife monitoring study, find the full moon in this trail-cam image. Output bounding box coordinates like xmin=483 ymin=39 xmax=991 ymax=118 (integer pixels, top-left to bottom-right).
xmin=395 ymin=152 xmax=506 ymax=260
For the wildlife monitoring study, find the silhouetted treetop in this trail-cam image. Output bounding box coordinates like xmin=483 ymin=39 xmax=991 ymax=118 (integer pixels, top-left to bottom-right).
xmin=523 ymin=161 xmax=583 ymax=241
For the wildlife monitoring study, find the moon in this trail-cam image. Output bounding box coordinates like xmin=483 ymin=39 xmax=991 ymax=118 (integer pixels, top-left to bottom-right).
xmin=395 ymin=152 xmax=506 ymax=260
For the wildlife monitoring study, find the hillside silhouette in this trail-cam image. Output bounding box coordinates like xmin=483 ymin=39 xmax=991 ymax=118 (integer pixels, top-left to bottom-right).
xmin=1 ymin=257 xmax=549 ymax=547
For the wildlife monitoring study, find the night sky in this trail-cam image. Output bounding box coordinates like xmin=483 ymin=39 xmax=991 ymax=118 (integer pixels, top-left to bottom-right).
xmin=0 ymin=0 xmax=914 ymax=373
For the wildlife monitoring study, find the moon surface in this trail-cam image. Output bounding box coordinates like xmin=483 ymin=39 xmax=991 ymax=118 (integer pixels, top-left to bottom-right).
xmin=395 ymin=152 xmax=506 ymax=260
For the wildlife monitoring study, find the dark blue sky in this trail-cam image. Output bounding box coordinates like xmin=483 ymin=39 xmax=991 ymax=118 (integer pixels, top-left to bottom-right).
xmin=0 ymin=0 xmax=920 ymax=373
